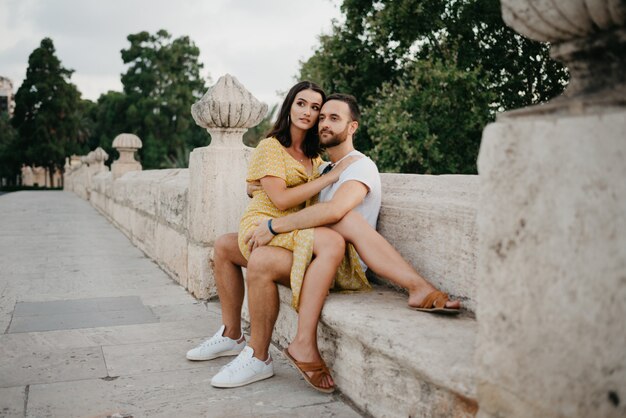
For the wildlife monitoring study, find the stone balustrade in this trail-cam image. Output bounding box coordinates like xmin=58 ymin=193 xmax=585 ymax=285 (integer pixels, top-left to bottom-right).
xmin=477 ymin=1 xmax=626 ymax=417
xmin=67 ymin=72 xmax=478 ymax=307
xmin=63 ymin=5 xmax=626 ymax=411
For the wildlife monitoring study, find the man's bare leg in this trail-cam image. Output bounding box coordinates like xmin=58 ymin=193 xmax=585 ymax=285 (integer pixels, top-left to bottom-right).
xmin=331 ymin=211 xmax=461 ymax=309
xmin=245 ymin=246 xmax=292 ymax=360
xmin=213 ymin=233 xmax=249 ymax=339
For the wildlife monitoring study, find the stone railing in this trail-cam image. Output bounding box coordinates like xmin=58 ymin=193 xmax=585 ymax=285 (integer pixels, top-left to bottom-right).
xmin=64 ymin=74 xmax=479 ymax=310
xmin=20 ymin=165 xmax=62 ymax=188
xmin=63 ymin=3 xmax=626 ymax=411
xmin=477 ymin=1 xmax=625 ymax=417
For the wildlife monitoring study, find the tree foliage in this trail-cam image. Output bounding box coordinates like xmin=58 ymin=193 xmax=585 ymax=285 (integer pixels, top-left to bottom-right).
xmin=368 ymin=59 xmax=494 ymax=174
xmin=119 ymin=30 xmax=208 ymax=168
xmin=299 ymin=0 xmax=569 ymax=173
xmin=11 ymin=38 xmax=84 ymax=178
xmin=243 ymin=104 xmax=278 ymax=148
xmin=0 ymin=113 xmax=20 ymax=184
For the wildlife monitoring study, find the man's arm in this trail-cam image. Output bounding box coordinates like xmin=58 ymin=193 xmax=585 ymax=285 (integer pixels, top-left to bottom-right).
xmin=274 ymin=180 xmax=367 ymax=232
xmin=245 ymin=180 xmax=368 ymax=251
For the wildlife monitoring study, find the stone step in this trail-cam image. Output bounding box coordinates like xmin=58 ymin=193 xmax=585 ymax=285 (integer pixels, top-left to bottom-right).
xmin=244 ymin=285 xmax=478 ymax=418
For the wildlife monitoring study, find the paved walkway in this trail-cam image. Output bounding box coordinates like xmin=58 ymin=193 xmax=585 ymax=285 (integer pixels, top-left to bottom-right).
xmin=0 ymin=191 xmax=361 ymax=417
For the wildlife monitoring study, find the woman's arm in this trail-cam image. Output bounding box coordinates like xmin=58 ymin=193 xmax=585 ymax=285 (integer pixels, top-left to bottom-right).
xmin=260 ymin=174 xmax=335 ymax=211
xmin=260 ymin=155 xmax=360 ymax=211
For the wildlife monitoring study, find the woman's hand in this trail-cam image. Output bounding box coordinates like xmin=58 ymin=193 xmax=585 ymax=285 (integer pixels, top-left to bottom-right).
xmin=328 ymin=155 xmax=362 ymax=180
xmin=246 ymin=180 xmax=262 ymax=198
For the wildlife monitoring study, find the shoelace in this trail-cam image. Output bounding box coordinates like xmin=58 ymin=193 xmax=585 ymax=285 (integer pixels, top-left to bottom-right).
xmin=220 ymin=352 xmax=252 ymax=373
xmin=200 ymin=334 xmax=226 ymax=348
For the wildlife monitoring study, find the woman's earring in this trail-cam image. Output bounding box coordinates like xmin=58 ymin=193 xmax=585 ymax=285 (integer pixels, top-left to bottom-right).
xmin=287 ymin=115 xmax=291 ymax=124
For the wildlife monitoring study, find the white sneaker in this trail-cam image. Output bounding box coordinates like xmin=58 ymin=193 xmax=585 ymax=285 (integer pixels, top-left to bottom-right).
xmin=186 ymin=325 xmax=246 ymax=361
xmin=210 ymin=346 xmax=274 ymax=388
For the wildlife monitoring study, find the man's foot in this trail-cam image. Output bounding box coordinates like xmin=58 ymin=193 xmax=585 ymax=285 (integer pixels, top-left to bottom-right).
xmin=408 ymin=286 xmax=461 ymax=313
xmin=210 ymin=346 xmax=274 ymax=388
xmin=186 ymin=325 xmax=246 ymax=361
xmin=285 ymin=342 xmax=334 ymax=392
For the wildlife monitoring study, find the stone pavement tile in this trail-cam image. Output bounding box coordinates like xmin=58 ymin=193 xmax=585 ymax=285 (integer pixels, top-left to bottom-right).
xmin=102 ymin=338 xmax=217 ymax=376
xmin=0 ymin=313 xmax=11 ymax=333
xmin=0 ymin=319 xmax=215 ymax=354
xmin=14 ymin=283 xmax=192 ymax=307
xmin=0 ymin=386 xmax=26 ymax=418
xmin=8 ymin=306 xmax=158 ymax=333
xmin=150 ymin=302 xmax=220 ymax=322
xmin=13 ymin=296 xmax=145 ymax=316
xmin=26 ymin=366 xmax=358 ymax=418
xmin=0 ymin=346 xmax=106 ymax=388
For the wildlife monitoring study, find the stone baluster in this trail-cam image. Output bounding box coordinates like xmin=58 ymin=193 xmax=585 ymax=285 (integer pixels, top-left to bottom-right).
xmin=476 ymin=1 xmax=626 ymax=417
xmin=186 ymin=74 xmax=267 ymax=298
xmin=91 ymin=147 xmax=109 ymax=174
xmin=111 ymin=133 xmax=142 ymax=179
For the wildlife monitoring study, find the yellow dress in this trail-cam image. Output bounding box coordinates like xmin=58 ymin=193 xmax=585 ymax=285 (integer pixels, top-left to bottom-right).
xmin=238 ymin=137 xmax=371 ymax=310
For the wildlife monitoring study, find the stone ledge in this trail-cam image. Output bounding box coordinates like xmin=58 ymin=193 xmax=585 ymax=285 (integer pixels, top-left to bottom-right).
xmin=244 ymin=285 xmax=477 ymax=418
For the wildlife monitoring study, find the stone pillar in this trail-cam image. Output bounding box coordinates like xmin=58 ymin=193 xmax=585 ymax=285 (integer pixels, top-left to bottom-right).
xmin=186 ymin=74 xmax=267 ymax=298
xmin=476 ymin=1 xmax=626 ymax=418
xmin=111 ymin=133 xmax=142 ymax=179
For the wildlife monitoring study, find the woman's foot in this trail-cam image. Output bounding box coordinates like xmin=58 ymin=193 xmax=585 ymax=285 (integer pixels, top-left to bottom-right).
xmin=286 ymin=341 xmax=334 ymax=390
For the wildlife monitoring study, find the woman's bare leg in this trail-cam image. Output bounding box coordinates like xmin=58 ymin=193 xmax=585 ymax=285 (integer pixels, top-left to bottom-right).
xmin=287 ymin=227 xmax=345 ymax=389
xmin=331 ymin=211 xmax=460 ymax=309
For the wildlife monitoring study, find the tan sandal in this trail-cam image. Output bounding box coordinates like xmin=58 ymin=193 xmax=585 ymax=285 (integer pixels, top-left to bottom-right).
xmin=411 ymin=290 xmax=461 ymax=315
xmin=283 ymin=348 xmax=335 ymax=394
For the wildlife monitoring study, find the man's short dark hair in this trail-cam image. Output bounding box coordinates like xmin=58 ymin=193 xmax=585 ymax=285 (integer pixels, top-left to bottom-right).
xmin=326 ymin=93 xmax=360 ymax=122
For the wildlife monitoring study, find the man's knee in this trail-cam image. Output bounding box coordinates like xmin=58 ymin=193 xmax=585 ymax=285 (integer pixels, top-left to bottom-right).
xmin=315 ymin=228 xmax=345 ymax=259
xmin=215 ymin=233 xmax=238 ymax=258
xmin=214 ymin=233 xmax=246 ymax=268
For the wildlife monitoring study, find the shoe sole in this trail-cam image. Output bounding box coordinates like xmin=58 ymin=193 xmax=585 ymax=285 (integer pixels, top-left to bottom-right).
xmin=186 ymin=348 xmax=244 ymax=361
xmin=210 ymin=370 xmax=274 ymax=388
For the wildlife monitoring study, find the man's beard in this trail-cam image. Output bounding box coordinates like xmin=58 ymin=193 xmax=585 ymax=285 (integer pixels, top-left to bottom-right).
xmin=320 ymin=127 xmax=348 ymax=148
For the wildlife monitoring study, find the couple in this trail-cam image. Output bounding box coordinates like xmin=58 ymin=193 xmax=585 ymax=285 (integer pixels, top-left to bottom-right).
xmin=186 ymin=81 xmax=461 ymax=393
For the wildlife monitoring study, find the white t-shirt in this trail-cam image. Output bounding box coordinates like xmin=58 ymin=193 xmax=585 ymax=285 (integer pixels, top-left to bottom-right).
xmin=319 ymin=150 xmax=382 ymax=271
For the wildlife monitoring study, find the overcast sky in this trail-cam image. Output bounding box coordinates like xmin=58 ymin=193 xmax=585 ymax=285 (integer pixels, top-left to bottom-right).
xmin=0 ymin=0 xmax=342 ymax=106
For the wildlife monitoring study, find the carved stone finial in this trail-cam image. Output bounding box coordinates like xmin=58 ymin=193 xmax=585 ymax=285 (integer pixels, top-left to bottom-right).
xmin=93 ymin=147 xmax=109 ymax=164
xmin=111 ymin=133 xmax=142 ymax=179
xmin=191 ymin=74 xmax=268 ymax=146
xmin=112 ymin=133 xmax=143 ymax=150
xmin=501 ymin=0 xmax=626 ymax=112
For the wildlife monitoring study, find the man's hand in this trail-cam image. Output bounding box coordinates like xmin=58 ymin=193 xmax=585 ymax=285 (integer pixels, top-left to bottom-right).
xmin=244 ymin=218 xmax=274 ymax=253
xmin=246 ymin=180 xmax=262 ymax=198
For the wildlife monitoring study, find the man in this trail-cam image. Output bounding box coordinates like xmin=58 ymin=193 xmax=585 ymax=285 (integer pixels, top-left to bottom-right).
xmin=186 ymin=94 xmax=459 ymax=391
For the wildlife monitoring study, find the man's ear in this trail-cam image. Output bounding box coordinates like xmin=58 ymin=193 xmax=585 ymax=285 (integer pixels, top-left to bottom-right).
xmin=348 ymin=120 xmax=359 ymax=135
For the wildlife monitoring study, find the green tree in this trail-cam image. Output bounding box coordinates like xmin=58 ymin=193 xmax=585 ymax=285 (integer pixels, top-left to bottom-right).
xmin=299 ymin=0 xmax=569 ymax=172
xmin=0 ymin=113 xmax=20 ymax=185
xmin=88 ymin=91 xmax=128 ymax=163
xmin=11 ymin=38 xmax=83 ymax=183
xmin=243 ymin=104 xmax=277 ymax=148
xmin=120 ymin=30 xmax=208 ymax=168
xmin=367 ymin=59 xmax=494 ymax=174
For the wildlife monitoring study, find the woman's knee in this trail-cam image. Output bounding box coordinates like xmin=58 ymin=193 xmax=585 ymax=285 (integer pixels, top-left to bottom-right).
xmin=313 ymin=227 xmax=345 ymax=258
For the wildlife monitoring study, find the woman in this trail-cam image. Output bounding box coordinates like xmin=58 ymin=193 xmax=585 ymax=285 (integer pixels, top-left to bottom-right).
xmin=236 ymin=81 xmax=359 ymax=393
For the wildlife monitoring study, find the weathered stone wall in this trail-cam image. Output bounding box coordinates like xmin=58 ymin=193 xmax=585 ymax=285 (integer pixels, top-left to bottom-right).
xmin=476 ymin=1 xmax=626 ymax=417
xmin=68 ymin=161 xmax=479 ymax=309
